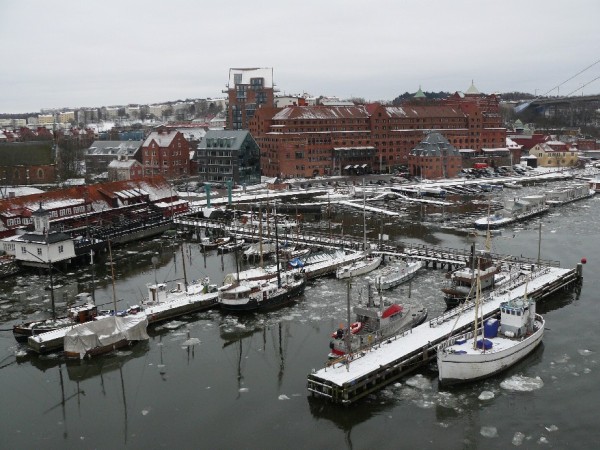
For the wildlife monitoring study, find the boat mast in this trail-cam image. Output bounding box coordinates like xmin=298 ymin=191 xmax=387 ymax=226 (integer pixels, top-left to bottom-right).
xmin=108 ymin=240 xmax=118 ymax=314
xmin=345 ymin=279 xmax=352 ymax=371
xmin=362 ymin=177 xmax=367 ymax=251
xmin=258 ymin=202 xmax=263 ymax=269
xmin=472 ymin=258 xmax=481 ymax=351
xmin=180 ymin=242 xmax=188 ymax=292
xmin=274 ymin=201 xmax=281 ymax=288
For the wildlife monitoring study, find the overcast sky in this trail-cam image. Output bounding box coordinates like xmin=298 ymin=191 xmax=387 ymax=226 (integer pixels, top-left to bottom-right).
xmin=1 ymin=0 xmax=599 ymax=114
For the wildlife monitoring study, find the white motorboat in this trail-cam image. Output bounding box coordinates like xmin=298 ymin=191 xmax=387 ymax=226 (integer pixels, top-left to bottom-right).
xmin=374 ymin=260 xmax=423 ymax=290
xmin=336 ymin=254 xmax=382 ymax=279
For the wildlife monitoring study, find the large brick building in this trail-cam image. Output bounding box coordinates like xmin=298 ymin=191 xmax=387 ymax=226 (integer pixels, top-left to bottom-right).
xmin=225 ymin=68 xmax=275 ymax=130
xmin=0 ymin=141 xmax=57 ymax=184
xmin=140 ymin=128 xmax=190 ymax=179
xmin=249 ymin=83 xmax=506 ymax=179
xmin=408 ymin=132 xmax=462 ymax=179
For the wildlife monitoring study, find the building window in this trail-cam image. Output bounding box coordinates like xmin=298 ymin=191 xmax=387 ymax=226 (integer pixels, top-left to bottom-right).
xmin=37 ymin=248 xmax=42 ymax=255
xmin=58 ymin=245 xmax=64 ymax=253
xmin=21 ymin=246 xmax=26 ymax=254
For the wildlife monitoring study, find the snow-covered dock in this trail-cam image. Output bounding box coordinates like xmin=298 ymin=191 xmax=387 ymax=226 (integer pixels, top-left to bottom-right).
xmin=307 ymin=264 xmax=581 ymax=404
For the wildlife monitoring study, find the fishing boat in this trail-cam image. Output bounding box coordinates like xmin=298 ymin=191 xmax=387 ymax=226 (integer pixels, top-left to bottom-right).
xmin=373 ymin=259 xmax=423 ymax=290
xmin=441 ymin=243 xmax=505 ymax=308
xmin=13 ymin=294 xmax=98 ymax=343
xmin=63 ymin=314 xmax=149 ymax=359
xmin=437 ymin=281 xmax=544 ymax=384
xmin=336 ymin=253 xmax=382 ymax=279
xmin=328 ymin=283 xmax=428 ymax=358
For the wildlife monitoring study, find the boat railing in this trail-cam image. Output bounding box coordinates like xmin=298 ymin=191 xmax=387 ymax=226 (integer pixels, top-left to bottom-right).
xmin=324 ymin=326 xmax=419 ymax=370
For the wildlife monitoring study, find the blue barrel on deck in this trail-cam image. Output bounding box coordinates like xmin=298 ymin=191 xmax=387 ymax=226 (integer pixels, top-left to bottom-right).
xmin=476 ymin=338 xmax=493 ymax=350
xmin=484 ymin=318 xmax=499 ymax=338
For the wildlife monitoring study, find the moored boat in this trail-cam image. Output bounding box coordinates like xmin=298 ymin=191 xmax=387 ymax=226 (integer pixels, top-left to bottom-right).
xmin=329 ymin=283 xmax=427 ymax=358
xmin=374 ymin=260 xmax=423 ymax=290
xmin=437 ymin=284 xmax=544 ymax=384
xmin=218 ymin=271 xmax=306 ymax=312
xmin=63 ymin=315 xmax=149 ymax=359
xmin=13 ymin=296 xmax=98 ymax=343
xmin=442 ymin=243 xmax=504 ymax=308
xmin=336 ymin=254 xmax=382 ymax=279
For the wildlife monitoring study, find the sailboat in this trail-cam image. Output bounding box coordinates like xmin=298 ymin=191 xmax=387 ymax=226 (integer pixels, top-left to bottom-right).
xmin=63 ymin=241 xmax=149 ymax=359
xmin=335 ymin=179 xmax=382 ymax=279
xmin=436 ymin=270 xmax=545 ymax=384
xmin=218 ymin=202 xmax=306 ymax=312
xmin=141 ymin=243 xmax=218 ymax=324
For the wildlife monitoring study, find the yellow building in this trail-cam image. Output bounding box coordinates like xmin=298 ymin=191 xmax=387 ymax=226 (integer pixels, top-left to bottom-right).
xmin=529 ymin=142 xmax=579 ymax=167
xmin=58 ymin=111 xmax=75 ymax=123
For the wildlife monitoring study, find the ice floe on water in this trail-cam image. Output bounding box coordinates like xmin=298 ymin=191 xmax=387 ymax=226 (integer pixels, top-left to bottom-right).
xmin=553 ymin=354 xmax=570 ymax=364
xmin=404 ymin=374 xmax=433 ymax=390
xmin=478 ymin=390 xmax=495 ymax=401
xmin=500 ymin=375 xmax=544 ymax=391
xmin=162 ymin=320 xmax=187 ymax=330
xmin=182 ymin=338 xmax=200 ymax=346
xmin=239 ymin=387 xmax=249 ymax=393
xmin=578 ymin=349 xmax=593 ymax=356
xmin=436 ymin=391 xmax=461 ymax=410
xmin=544 ymin=424 xmax=558 ymax=432
xmin=480 ymin=426 xmax=498 ymax=438
xmin=278 ymin=394 xmax=289 ymax=400
xmin=538 ymin=436 xmax=549 ymax=444
xmin=512 ymin=431 xmax=526 ymax=446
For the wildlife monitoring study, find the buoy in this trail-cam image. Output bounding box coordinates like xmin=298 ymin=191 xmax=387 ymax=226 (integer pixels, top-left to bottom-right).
xmin=581 ymin=257 xmax=587 ymax=264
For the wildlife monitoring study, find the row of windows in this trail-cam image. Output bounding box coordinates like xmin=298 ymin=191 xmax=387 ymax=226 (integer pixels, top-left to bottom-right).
xmin=19 ymin=245 xmax=64 ymax=255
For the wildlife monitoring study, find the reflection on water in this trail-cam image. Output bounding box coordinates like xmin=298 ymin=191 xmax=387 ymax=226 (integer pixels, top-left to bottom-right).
xmin=1 ymin=184 xmax=598 ymax=448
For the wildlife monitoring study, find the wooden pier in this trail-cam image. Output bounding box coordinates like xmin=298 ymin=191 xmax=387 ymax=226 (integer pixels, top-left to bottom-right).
xmin=174 ymin=217 xmax=560 ymax=271
xmin=306 ymin=264 xmax=581 ymax=405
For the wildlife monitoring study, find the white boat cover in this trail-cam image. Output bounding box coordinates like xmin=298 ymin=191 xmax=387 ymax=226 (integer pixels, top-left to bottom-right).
xmin=64 ymin=315 xmax=149 ymax=359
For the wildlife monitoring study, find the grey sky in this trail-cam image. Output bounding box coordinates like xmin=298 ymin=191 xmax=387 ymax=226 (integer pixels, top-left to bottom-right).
xmin=1 ymin=0 xmax=599 ymax=114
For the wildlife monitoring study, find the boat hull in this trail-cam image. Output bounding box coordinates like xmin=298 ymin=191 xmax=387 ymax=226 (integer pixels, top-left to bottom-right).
xmin=220 ymin=279 xmax=306 ymax=313
xmin=336 ymin=256 xmax=382 ymax=279
xmin=375 ymin=261 xmax=422 ymax=290
xmin=437 ymin=316 xmax=544 ymax=384
xmin=329 ymin=306 xmax=428 ymax=357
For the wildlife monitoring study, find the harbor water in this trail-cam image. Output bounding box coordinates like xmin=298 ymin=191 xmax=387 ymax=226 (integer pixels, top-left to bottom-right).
xmin=0 ymin=189 xmax=598 ymax=449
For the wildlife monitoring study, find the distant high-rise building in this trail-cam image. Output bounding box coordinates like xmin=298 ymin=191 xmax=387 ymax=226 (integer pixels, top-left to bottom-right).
xmin=224 ymin=68 xmax=275 ymax=130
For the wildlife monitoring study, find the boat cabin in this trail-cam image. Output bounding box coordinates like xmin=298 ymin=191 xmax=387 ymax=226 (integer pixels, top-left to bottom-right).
xmin=500 ymin=298 xmax=536 ymax=337
xmin=147 ymin=283 xmax=168 ymax=303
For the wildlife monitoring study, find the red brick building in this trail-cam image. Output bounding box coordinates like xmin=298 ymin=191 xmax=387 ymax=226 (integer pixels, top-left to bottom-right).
xmin=140 ymin=128 xmax=190 ymax=179
xmin=408 ymin=132 xmax=462 ymax=179
xmin=0 ymin=141 xmax=57 ymax=184
xmin=249 ymin=84 xmax=506 ymax=178
xmin=225 ymin=68 xmax=275 ymax=130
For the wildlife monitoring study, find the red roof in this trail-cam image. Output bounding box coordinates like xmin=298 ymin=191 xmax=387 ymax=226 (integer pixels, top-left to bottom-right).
xmin=382 ymin=304 xmax=403 ymax=319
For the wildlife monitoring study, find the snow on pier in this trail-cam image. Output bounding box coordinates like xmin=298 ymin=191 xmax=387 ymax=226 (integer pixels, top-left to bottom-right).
xmin=307 ymin=265 xmax=580 ymax=404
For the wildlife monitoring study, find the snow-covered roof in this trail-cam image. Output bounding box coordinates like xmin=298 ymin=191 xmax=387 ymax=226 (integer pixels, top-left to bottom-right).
xmin=272 ymin=105 xmax=369 ymax=121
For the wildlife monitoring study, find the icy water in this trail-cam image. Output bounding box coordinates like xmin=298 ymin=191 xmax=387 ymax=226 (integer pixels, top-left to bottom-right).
xmin=1 ymin=190 xmax=599 ymax=449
